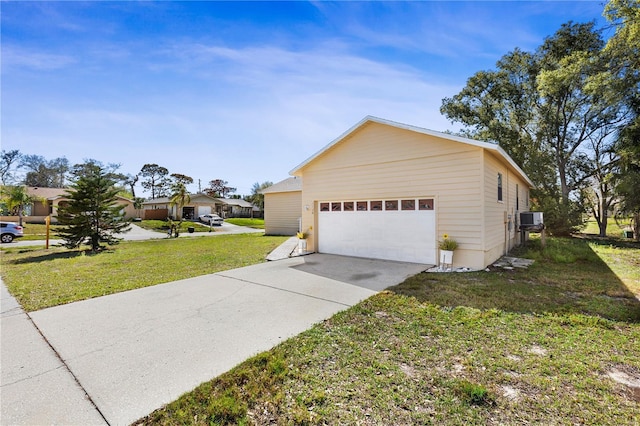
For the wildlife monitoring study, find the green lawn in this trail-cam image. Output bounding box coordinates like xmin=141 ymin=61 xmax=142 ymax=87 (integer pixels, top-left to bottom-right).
xmin=393 ymin=236 xmax=640 ymax=322
xmin=136 ymin=219 xmax=211 ymax=233
xmin=136 ymin=236 xmax=640 ymax=425
xmin=225 ymin=218 xmax=265 ymax=229
xmin=582 ymin=217 xmax=633 ymax=238
xmin=14 ymin=223 xmax=64 ymax=241
xmin=0 ymin=234 xmax=287 ymax=311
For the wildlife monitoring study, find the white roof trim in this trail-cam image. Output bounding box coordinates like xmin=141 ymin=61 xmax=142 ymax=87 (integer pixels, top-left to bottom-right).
xmin=289 ymin=115 xmax=534 ymax=188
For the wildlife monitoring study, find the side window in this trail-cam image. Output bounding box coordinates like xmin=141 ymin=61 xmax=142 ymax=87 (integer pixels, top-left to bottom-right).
xmin=516 ymin=184 xmax=519 ymax=210
xmin=497 ymin=173 xmax=503 ymax=202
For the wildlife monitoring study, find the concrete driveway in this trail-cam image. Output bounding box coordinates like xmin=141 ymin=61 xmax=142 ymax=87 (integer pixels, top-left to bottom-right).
xmin=1 ymin=254 xmax=427 ymax=425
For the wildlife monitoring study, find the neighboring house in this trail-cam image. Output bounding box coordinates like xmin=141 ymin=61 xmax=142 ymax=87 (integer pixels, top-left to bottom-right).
xmin=285 ymin=116 xmax=534 ymax=270
xmin=0 ymin=187 xmax=137 ymax=223
xmin=142 ymin=193 xmax=222 ymax=220
xmin=142 ymin=194 xmax=259 ymax=220
xmin=218 ymin=198 xmax=260 ymax=218
xmin=261 ymin=177 xmax=302 ymax=236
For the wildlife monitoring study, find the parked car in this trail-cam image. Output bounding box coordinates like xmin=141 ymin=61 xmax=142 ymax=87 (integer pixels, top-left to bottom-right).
xmin=198 ymin=214 xmax=224 ymax=226
xmin=1 ymin=222 xmax=24 ymax=243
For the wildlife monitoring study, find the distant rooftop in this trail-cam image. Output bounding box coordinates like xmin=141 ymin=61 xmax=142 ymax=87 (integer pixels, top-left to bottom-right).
xmin=260 ymin=177 xmax=302 ymax=194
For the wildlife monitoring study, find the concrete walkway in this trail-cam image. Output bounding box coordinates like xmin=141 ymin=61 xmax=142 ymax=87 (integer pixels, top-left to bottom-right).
xmin=1 ymin=254 xmax=428 ymax=425
xmin=265 ymin=236 xmax=312 ymax=261
xmin=1 ymin=282 xmax=106 ymax=425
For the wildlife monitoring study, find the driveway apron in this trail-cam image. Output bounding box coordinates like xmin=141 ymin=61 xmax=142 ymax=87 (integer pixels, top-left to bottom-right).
xmin=17 ymin=254 xmax=427 ymax=425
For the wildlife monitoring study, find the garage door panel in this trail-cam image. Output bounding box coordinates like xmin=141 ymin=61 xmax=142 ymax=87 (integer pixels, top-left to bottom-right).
xmin=318 ymin=203 xmax=436 ymax=264
xmin=198 ymin=206 xmax=212 ymax=216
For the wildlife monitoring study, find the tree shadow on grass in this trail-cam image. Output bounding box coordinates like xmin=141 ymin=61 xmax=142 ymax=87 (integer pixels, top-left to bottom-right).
xmin=574 ymin=232 xmax=640 ymax=250
xmin=7 ymin=248 xmax=111 ymax=265
xmin=388 ymin=236 xmax=640 ymax=323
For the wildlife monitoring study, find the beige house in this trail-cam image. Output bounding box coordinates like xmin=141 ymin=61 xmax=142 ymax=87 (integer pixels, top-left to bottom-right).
xmin=218 ymin=198 xmax=261 ymax=218
xmin=0 ymin=187 xmax=137 ymax=223
xmin=261 ymin=177 xmax=302 ymax=235
xmin=142 ymin=194 xmax=259 ymax=220
xmin=142 ymin=193 xmax=222 ymax=220
xmin=288 ymin=116 xmax=534 ymax=270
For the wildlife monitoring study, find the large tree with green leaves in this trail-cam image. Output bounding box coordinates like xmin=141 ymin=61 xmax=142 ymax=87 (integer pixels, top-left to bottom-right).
xmin=604 ymin=0 xmax=640 ymax=239
xmin=22 ymin=155 xmax=69 ymax=188
xmin=139 ymin=163 xmax=170 ymax=199
xmin=244 ymin=181 xmax=273 ymax=211
xmin=441 ymin=21 xmax=630 ymax=235
xmin=0 ymin=150 xmax=22 ymax=185
xmin=204 ymin=179 xmax=236 ymax=198
xmin=57 ymin=161 xmax=131 ymax=251
xmin=614 ymin=103 xmax=640 ymax=240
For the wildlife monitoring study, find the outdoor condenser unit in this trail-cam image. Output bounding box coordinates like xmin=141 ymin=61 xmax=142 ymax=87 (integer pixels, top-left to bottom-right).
xmin=519 ymin=212 xmax=544 ymax=231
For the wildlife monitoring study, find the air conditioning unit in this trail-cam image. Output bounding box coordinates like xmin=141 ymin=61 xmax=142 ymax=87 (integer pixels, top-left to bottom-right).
xmin=520 ymin=212 xmax=544 ymax=231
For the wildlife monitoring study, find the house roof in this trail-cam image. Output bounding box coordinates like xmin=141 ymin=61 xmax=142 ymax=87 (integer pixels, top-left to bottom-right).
xmin=142 ymin=193 xmax=219 ymax=205
xmin=289 ymin=115 xmax=534 ymax=188
xmin=27 ymin=187 xmax=68 ymax=200
xmin=142 ymin=194 xmax=258 ymax=210
xmin=219 ymin=198 xmax=254 ymax=208
xmin=260 ymin=177 xmax=302 ymax=194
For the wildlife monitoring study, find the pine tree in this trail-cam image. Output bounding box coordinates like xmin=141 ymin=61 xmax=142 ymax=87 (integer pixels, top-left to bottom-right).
xmin=57 ymin=161 xmax=131 ymax=251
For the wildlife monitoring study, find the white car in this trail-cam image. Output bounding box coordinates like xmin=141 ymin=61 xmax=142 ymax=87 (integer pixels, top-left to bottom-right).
xmin=198 ymin=214 xmax=223 ymax=226
xmin=1 ymin=222 xmax=24 ymax=243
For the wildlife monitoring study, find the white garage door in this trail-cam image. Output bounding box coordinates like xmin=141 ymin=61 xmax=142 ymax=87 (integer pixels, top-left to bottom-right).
xmin=197 ymin=205 xmax=212 ymax=216
xmin=318 ymin=198 xmax=436 ymax=264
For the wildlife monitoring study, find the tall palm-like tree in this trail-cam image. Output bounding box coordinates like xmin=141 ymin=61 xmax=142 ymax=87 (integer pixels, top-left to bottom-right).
xmin=0 ymin=185 xmax=46 ymax=226
xmin=169 ymin=182 xmax=190 ymax=221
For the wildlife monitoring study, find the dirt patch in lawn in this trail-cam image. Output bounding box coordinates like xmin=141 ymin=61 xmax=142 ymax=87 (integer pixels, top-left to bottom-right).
xmin=607 ymin=365 xmax=640 ymax=402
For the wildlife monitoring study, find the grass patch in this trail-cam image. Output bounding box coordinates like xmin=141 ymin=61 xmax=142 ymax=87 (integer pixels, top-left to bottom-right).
xmin=0 ymin=234 xmax=287 ymax=311
xmin=582 ymin=217 xmax=632 ymax=238
xmin=137 ymin=293 xmax=640 ymax=425
xmin=11 ymin=223 xmax=64 ymax=241
xmin=225 ymin=218 xmax=265 ymax=229
xmin=391 ymin=236 xmax=640 ymax=322
xmin=136 ymin=220 xmax=210 ymax=233
xmin=452 ymin=379 xmax=493 ymax=406
xmin=135 ymin=235 xmax=640 ymax=425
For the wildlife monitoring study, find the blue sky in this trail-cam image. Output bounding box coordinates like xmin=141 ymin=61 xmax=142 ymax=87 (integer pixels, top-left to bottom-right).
xmin=2 ymin=1 xmax=608 ymax=196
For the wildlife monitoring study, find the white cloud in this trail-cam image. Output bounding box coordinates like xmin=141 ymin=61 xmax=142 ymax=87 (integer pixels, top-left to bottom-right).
xmin=4 ymin=39 xmax=461 ymax=195
xmin=2 ymin=46 xmax=76 ymax=71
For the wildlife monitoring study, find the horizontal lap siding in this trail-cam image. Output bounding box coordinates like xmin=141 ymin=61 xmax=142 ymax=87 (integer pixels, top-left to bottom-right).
xmin=299 ymin=123 xmax=485 ymax=264
xmin=483 ymin=151 xmax=530 ymax=266
xmin=483 ymin=153 xmax=506 ymax=253
xmin=264 ymin=191 xmax=302 ymax=236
